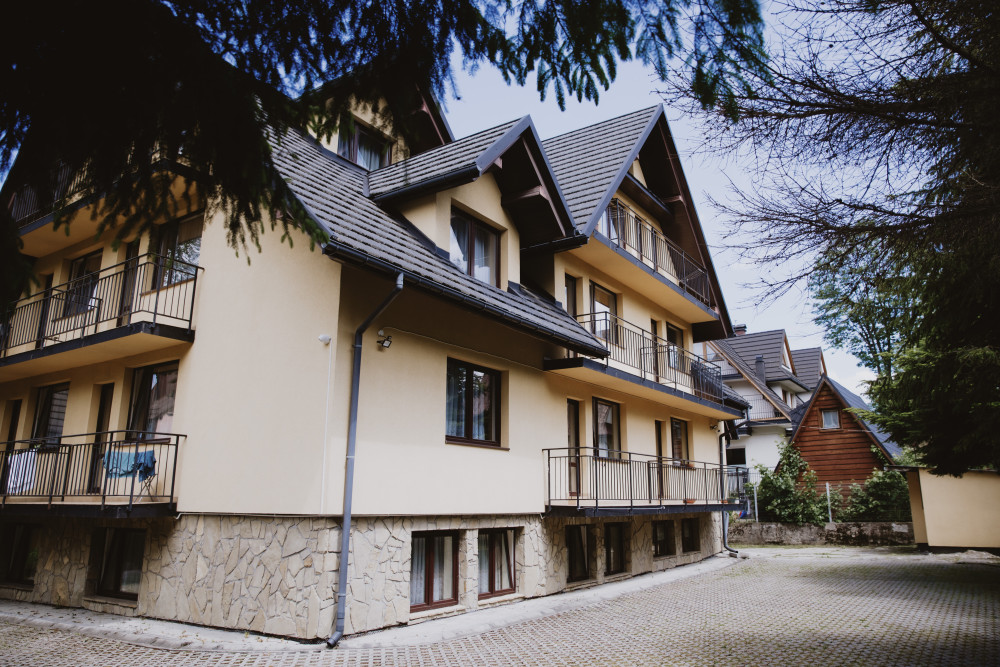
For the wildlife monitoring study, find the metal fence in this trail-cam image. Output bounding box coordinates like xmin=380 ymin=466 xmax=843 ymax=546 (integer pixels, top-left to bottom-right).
xmin=731 ymin=470 xmax=912 ymax=523
xmin=0 ymin=431 xmax=181 ymax=510
xmin=575 ymin=312 xmax=725 ymax=405
xmin=1 ymin=254 xmax=201 ymax=356
xmin=546 ymin=447 xmax=746 ymax=511
xmin=598 ymin=199 xmax=711 ymax=304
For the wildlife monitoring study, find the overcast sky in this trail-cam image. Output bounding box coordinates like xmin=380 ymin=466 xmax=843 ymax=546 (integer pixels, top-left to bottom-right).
xmin=443 ymin=59 xmax=875 ymax=397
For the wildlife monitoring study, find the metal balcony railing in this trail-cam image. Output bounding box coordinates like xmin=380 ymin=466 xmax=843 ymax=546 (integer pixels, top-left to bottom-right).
xmin=1 ymin=253 xmax=202 ymax=357
xmin=0 ymin=431 xmax=181 ymax=510
xmin=9 ymin=162 xmax=88 ymax=229
xmin=743 ymin=395 xmax=786 ymax=421
xmin=545 ymin=448 xmax=746 ymax=511
xmin=576 ymin=312 xmax=725 ymax=405
xmin=597 ymin=199 xmax=711 ymax=305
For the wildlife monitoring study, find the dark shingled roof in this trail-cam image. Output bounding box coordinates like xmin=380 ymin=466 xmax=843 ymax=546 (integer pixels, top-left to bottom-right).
xmin=710 ymin=339 xmax=791 ymax=420
xmin=825 ymin=377 xmax=903 ymax=461
xmin=791 ymin=347 xmax=824 ymax=390
xmin=367 ymin=118 xmax=523 ymax=199
xmin=542 ymin=106 xmax=659 ymax=231
xmin=721 ymin=330 xmax=808 ymax=389
xmin=268 ymin=127 xmax=607 ymax=357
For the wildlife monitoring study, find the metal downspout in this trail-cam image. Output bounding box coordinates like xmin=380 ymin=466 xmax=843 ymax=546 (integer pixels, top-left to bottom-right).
xmin=719 ymin=432 xmax=739 ymax=557
xmin=328 ymin=273 xmax=405 ymax=648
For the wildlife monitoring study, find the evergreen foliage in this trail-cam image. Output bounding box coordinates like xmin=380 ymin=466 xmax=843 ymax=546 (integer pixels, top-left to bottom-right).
xmin=838 ymin=469 xmax=912 ymax=523
xmin=1 ymin=0 xmax=767 ymax=307
xmin=752 ymin=441 xmax=827 ymax=527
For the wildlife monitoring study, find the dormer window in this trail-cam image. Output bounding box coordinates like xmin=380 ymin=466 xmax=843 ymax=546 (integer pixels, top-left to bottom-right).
xmin=449 ymin=211 xmax=498 ymax=286
xmin=337 ymin=122 xmax=391 ymax=170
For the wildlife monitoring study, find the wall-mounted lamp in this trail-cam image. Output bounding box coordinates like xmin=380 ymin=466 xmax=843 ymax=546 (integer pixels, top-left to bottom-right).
xmin=376 ymin=329 xmax=392 ymax=350
xmin=318 ymin=334 xmax=332 ymax=345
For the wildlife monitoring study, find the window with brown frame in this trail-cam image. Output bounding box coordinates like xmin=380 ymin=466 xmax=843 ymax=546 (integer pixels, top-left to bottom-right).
xmin=410 ymin=531 xmax=458 ymax=611
xmin=820 ymin=409 xmax=841 ymax=430
xmin=155 ymin=216 xmax=202 ymax=287
xmin=32 ymin=383 xmax=69 ymax=447
xmin=589 ymin=282 xmax=618 ymax=343
xmin=653 ymin=520 xmax=676 ymax=558
xmin=63 ymin=250 xmax=102 ymax=317
xmin=604 ymin=522 xmax=628 ymax=575
xmin=127 ymin=362 xmax=178 ymax=435
xmin=478 ymin=529 xmax=515 ymax=599
xmin=446 ymin=359 xmax=500 ymax=446
xmin=593 ymin=398 xmax=621 ymax=458
xmin=94 ymin=528 xmax=146 ymax=600
xmin=681 ymin=518 xmax=700 ymax=552
xmin=670 ymin=417 xmax=689 ymax=463
xmin=449 ymin=210 xmax=499 ymax=286
xmin=337 ymin=121 xmax=391 ymax=170
xmin=0 ymin=524 xmax=39 ymax=586
xmin=566 ymin=525 xmax=592 ymax=582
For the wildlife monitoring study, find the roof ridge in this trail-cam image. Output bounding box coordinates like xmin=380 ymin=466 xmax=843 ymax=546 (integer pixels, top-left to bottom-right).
xmin=542 ymin=105 xmax=660 ymax=144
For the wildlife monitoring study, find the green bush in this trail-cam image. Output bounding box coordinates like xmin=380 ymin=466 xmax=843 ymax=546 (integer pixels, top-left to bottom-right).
xmin=838 ymin=469 xmax=912 ymax=522
xmin=753 ymin=441 xmax=828 ymax=526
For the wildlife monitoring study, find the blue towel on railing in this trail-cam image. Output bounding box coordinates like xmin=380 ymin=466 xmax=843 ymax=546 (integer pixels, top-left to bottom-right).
xmin=104 ymin=450 xmax=156 ymax=481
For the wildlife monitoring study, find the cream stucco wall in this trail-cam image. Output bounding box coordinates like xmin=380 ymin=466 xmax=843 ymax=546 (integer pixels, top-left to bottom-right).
xmin=908 ymin=469 xmax=1000 ymax=549
xmin=170 ymin=211 xmax=342 ymax=514
xmin=396 ymin=173 xmax=521 ymax=287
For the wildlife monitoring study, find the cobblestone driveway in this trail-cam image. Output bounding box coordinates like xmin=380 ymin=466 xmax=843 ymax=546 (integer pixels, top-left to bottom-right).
xmin=1 ymin=547 xmax=997 ymax=666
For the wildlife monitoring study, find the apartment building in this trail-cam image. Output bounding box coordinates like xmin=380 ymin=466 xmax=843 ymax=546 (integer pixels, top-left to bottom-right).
xmin=0 ymin=97 xmax=746 ymax=641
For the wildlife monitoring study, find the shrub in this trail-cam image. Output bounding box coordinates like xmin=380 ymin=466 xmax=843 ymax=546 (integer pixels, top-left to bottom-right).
xmin=838 ymin=469 xmax=912 ymax=522
xmin=753 ymin=441 xmax=828 ymax=526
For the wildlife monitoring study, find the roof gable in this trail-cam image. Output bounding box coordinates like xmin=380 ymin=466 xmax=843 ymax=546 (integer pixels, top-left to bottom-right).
xmin=790 ymin=347 xmax=825 ymax=390
xmin=367 ymin=117 xmax=580 ymax=250
xmin=722 ymin=330 xmax=808 ymax=388
xmin=709 ymin=339 xmax=792 ymax=420
xmin=790 ymin=375 xmax=902 ymax=462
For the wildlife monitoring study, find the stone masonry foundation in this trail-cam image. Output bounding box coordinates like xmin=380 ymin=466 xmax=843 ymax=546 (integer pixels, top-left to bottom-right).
xmin=0 ymin=510 xmax=724 ymax=640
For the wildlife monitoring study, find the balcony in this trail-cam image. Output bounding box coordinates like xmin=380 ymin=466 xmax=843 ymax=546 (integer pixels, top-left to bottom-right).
xmin=598 ymin=199 xmax=711 ymax=305
xmin=0 ymin=254 xmax=201 ymax=380
xmin=545 ymin=448 xmax=745 ymax=516
xmin=0 ymin=431 xmax=181 ymax=517
xmin=743 ymin=395 xmax=787 ymax=422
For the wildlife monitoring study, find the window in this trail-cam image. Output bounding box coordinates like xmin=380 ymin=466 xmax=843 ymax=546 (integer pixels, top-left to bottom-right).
xmin=590 ymin=283 xmax=617 ymax=342
xmin=449 ymin=211 xmax=499 ymax=286
xmin=564 ymin=275 xmax=578 ymax=316
xmin=63 ymin=250 xmax=102 ymax=316
xmin=670 ymin=418 xmax=689 ymax=462
xmin=604 ymin=522 xmax=628 ymax=575
xmin=337 ymin=121 xmax=391 ymax=170
xmin=446 ymin=359 xmax=500 ymax=446
xmin=681 ymin=518 xmax=700 ymax=552
xmin=653 ymin=521 xmax=676 ymax=558
xmin=566 ymin=525 xmax=591 ymax=582
xmin=95 ymin=528 xmax=146 ymax=599
xmin=128 ymin=363 xmax=178 ymax=435
xmin=821 ymin=409 xmax=841 ymax=430
xmin=32 ymin=383 xmax=69 ymax=446
xmin=593 ymin=399 xmax=621 ymax=458
xmin=727 ymin=447 xmax=747 ymax=466
xmin=665 ymin=323 xmax=683 ymax=369
xmin=478 ymin=529 xmax=515 ymax=598
xmin=156 ymin=216 xmax=202 ymax=287
xmin=0 ymin=524 xmax=39 ymax=586
xmin=410 ymin=531 xmax=457 ymax=610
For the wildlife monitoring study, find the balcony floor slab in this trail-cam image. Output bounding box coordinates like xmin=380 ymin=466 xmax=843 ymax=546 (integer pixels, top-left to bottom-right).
xmin=0 ymin=323 xmax=193 ymax=382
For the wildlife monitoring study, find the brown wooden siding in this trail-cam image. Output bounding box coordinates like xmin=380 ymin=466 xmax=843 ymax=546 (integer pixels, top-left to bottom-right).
xmin=792 ymin=384 xmax=885 ymax=487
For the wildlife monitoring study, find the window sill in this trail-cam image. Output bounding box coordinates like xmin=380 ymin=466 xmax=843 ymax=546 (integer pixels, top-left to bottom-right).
xmin=653 ymin=553 xmax=677 ymax=560
xmin=408 ymin=603 xmax=465 ymax=622
xmin=603 ymin=571 xmax=630 ymax=582
xmin=84 ymin=594 xmax=138 ymax=609
xmin=564 ymin=577 xmax=596 ymax=591
xmin=477 ymin=591 xmax=523 ymax=607
xmin=0 ymin=582 xmax=34 ymax=592
xmin=445 ymin=438 xmax=508 ymax=451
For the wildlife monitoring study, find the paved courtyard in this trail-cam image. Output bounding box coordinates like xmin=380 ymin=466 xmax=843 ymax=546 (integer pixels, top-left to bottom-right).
xmin=0 ymin=546 xmax=997 ymax=666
